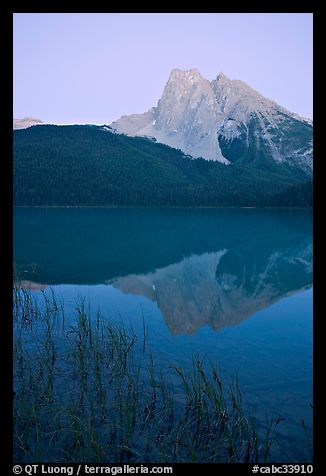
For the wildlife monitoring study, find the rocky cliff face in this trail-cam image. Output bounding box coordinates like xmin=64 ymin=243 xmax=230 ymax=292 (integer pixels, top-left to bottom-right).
xmin=111 ymin=69 xmax=312 ymax=174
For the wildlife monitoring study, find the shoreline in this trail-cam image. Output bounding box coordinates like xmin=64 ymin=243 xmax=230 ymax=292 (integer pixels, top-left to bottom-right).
xmin=13 ymin=205 xmax=312 ymax=210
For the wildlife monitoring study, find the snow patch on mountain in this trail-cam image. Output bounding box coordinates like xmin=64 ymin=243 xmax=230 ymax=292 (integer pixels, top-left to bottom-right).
xmin=13 ymin=117 xmax=45 ymax=130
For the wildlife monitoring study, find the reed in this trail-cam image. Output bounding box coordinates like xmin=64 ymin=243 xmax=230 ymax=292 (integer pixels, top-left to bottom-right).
xmin=13 ymin=284 xmax=275 ymax=463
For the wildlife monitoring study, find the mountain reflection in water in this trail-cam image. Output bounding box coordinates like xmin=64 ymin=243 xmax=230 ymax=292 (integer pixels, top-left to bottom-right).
xmin=110 ymin=243 xmax=311 ymax=335
xmin=14 ymin=208 xmax=312 ymax=335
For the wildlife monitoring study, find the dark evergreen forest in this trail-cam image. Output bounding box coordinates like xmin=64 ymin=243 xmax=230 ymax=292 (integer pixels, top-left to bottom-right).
xmin=13 ymin=125 xmax=312 ymax=207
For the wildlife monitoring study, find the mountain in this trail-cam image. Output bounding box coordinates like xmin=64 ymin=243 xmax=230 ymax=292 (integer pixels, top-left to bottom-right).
xmin=111 ymin=68 xmax=313 ymax=174
xmin=13 ymin=125 xmax=312 ymax=207
xmin=13 ymin=117 xmax=44 ymax=130
xmin=110 ymin=242 xmax=312 ymax=335
xmin=14 ymin=206 xmax=312 ymax=336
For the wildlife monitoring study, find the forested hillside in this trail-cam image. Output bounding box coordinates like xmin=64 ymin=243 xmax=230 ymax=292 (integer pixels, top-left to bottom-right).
xmin=13 ymin=125 xmax=312 ymax=207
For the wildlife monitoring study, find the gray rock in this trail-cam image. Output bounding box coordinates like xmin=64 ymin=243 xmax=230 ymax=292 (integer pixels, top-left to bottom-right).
xmin=111 ymin=69 xmax=313 ymax=174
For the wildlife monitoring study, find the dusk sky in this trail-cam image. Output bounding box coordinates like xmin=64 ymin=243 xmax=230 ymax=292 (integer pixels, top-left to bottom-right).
xmin=13 ymin=13 xmax=313 ymax=124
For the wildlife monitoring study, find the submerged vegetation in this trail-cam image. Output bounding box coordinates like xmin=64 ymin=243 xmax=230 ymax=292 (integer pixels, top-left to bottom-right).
xmin=13 ymin=284 xmax=278 ymax=464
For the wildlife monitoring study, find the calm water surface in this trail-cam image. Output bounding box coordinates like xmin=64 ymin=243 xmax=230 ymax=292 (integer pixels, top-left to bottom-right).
xmin=13 ymin=208 xmax=313 ymax=462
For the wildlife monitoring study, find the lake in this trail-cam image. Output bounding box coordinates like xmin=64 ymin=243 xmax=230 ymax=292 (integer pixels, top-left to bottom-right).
xmin=13 ymin=207 xmax=313 ymax=462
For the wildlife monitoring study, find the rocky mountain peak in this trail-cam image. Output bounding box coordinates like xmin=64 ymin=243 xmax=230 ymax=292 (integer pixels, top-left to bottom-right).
xmin=149 ymin=68 xmax=226 ymax=162
xmin=111 ymin=68 xmax=313 ymax=174
xmin=161 ymin=67 xmax=211 ymax=101
xmin=215 ymin=71 xmax=231 ymax=83
xmin=168 ymin=67 xmax=203 ymax=82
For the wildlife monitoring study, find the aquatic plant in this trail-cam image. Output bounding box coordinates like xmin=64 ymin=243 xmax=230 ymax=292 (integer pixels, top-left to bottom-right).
xmin=13 ymin=285 xmax=275 ymax=463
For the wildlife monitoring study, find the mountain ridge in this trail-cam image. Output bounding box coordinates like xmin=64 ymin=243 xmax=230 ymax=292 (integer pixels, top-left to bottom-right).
xmin=111 ymin=69 xmax=313 ymax=174
xmin=13 ymin=124 xmax=312 ymax=207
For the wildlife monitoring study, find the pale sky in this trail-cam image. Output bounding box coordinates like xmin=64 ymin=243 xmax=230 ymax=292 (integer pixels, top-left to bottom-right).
xmin=13 ymin=13 xmax=313 ymax=124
